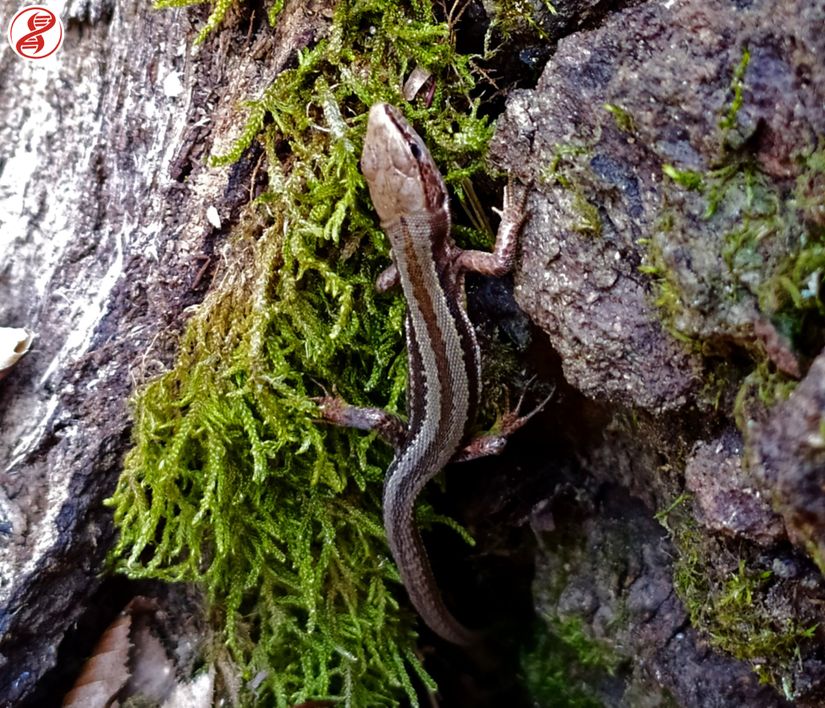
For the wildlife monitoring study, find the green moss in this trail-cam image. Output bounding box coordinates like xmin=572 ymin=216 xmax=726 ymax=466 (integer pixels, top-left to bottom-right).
xmin=637 ymin=219 xmax=696 ymax=345
xmin=571 ymin=192 xmax=602 ymax=237
xmin=733 ymin=360 xmax=798 ymax=429
xmin=760 ymin=148 xmax=825 ymax=320
xmin=552 ymin=616 xmax=621 ymax=674
xmin=603 ymin=103 xmax=636 ymax=135
xmin=521 ymin=619 xmax=618 ymax=708
xmin=653 ymin=152 xmax=823 ymax=395
xmin=487 ymin=0 xmax=557 ymax=44
xmin=643 ymin=51 xmax=825 ymax=417
xmin=153 ymin=0 xmax=281 ymax=45
xmin=696 ymin=357 xmax=742 ymax=412
xmin=107 ymin=2 xmax=502 ymax=705
xmin=539 ymin=141 xmax=608 ymax=238
xmin=540 ymin=142 xmax=592 ymax=189
xmin=662 ymin=164 xmax=703 ymax=191
xmin=652 ymin=492 xmax=690 ymax=534
xmin=719 ymin=47 xmax=751 ymax=136
xmin=658 ymin=504 xmax=816 ymax=698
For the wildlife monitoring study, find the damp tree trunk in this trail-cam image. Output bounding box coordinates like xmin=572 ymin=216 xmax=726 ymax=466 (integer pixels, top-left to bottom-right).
xmin=0 ymin=0 xmax=333 ymax=701
xmin=1 ymin=0 xmax=824 ymax=705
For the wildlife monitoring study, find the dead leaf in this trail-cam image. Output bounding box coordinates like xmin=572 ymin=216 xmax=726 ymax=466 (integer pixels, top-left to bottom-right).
xmin=62 ymin=612 xmax=131 ymax=707
xmin=63 ymin=595 xmax=214 ymax=708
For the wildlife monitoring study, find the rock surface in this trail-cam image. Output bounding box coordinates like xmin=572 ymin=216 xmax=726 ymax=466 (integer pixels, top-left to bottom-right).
xmin=492 ymin=0 xmax=825 ymax=703
xmin=532 ymin=486 xmax=789 ymax=707
xmin=491 ymin=0 xmax=825 ymax=411
xmin=749 ymin=352 xmax=825 ymax=568
xmin=686 ymin=431 xmax=785 ymax=546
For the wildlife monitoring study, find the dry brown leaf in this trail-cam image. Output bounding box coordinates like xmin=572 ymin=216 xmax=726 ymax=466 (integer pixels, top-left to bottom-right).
xmin=62 ymin=595 xmax=217 ymax=707
xmin=62 ymin=612 xmax=132 ymax=707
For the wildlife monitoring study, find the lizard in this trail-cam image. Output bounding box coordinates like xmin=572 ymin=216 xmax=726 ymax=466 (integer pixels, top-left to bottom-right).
xmin=318 ymin=102 xmax=545 ymax=645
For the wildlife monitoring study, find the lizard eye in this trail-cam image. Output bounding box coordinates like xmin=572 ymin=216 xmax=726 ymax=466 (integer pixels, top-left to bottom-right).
xmin=408 ymin=142 xmax=421 ymax=159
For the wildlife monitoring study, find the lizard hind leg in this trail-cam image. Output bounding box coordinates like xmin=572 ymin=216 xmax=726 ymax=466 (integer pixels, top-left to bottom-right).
xmin=451 ymin=380 xmax=555 ymax=463
xmin=314 ymin=396 xmax=408 ymax=450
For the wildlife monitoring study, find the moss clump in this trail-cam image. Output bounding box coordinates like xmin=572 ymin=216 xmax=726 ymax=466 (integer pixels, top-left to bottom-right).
xmin=654 ymin=148 xmax=825 ymax=413
xmin=658 ymin=500 xmax=816 ymax=699
xmin=540 ymin=142 xmax=591 ymax=189
xmin=643 ymin=48 xmax=825 ymax=415
xmin=521 ymin=618 xmax=618 ymax=708
xmin=107 ymin=1 xmax=501 ymax=705
xmin=539 ymin=140 xmax=610 ymax=239
xmin=653 ymin=154 xmax=825 ymax=341
xmin=603 ymin=103 xmax=636 ymax=135
xmin=661 ymin=164 xmax=703 ymax=192
xmin=488 ymin=0 xmax=557 ymax=44
xmin=719 ymin=47 xmax=751 ymax=141
xmin=153 ymin=0 xmax=277 ymax=45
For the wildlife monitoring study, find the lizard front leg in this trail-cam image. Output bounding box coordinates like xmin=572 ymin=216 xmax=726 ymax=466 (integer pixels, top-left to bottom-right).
xmin=454 ymin=181 xmax=528 ymax=277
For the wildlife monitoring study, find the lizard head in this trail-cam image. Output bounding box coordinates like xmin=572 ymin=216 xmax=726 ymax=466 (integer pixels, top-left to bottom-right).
xmin=361 ymin=103 xmax=448 ymax=225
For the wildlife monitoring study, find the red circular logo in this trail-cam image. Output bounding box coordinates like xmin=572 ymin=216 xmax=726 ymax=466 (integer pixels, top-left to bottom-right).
xmin=7 ymin=6 xmax=63 ymax=60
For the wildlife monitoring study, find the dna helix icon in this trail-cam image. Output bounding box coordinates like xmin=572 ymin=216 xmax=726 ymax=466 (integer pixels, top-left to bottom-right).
xmin=15 ymin=9 xmax=56 ymax=57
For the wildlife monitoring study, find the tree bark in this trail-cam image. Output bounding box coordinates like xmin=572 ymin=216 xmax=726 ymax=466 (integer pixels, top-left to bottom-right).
xmin=0 ymin=0 xmax=331 ymax=701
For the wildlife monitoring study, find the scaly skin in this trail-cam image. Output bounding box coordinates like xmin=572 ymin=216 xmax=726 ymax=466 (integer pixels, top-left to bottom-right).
xmin=323 ymin=103 xmax=529 ymax=644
